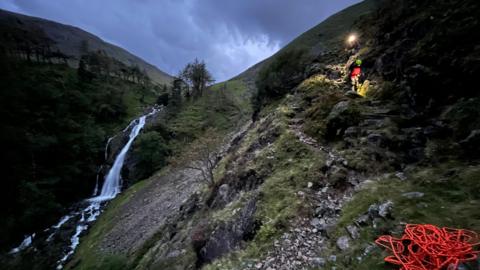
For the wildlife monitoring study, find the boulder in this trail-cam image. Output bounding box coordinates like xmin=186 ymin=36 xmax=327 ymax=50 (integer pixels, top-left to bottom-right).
xmin=346 ymin=225 xmax=360 ymax=239
xmin=336 ymin=236 xmax=350 ymax=251
xmin=355 ymin=214 xmax=370 ymax=226
xmin=368 ymin=200 xmax=394 ymax=219
xmin=325 ymin=101 xmax=361 ymax=140
xmin=378 ymin=201 xmax=394 ymax=218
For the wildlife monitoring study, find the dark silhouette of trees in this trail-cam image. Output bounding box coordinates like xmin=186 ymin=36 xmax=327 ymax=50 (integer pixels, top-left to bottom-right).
xmin=167 ymin=78 xmax=187 ymax=114
xmin=76 ymin=46 xmax=150 ymax=84
xmin=0 ymin=23 xmax=70 ymax=64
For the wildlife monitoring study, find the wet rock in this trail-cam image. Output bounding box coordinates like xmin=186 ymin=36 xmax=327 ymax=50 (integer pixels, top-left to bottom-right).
xmin=355 ymin=214 xmax=370 ymax=226
xmin=336 ymin=236 xmax=350 ymax=251
xmin=395 ymin=172 xmax=407 ymax=181
xmin=402 ymin=192 xmax=424 ymax=199
xmin=179 ymin=193 xmax=200 ymax=217
xmin=218 ymin=184 xmax=230 ymax=201
xmin=378 ymin=201 xmax=394 ymax=218
xmin=346 ymin=225 xmax=360 ymax=239
xmin=311 ymin=257 xmax=326 ymax=267
xmin=363 ymin=244 xmax=376 ymax=256
xmin=310 ymin=218 xmax=327 ymax=232
xmin=310 ymin=218 xmax=322 ymax=228
xmin=166 ymin=250 xmax=181 ymax=258
xmin=369 ymin=200 xmax=394 ymax=219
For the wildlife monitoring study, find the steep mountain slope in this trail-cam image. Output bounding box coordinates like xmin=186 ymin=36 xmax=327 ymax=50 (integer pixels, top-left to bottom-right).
xmin=11 ymin=0 xmax=478 ymax=269
xmin=0 ymin=9 xmax=173 ymax=85
xmin=63 ymin=1 xmax=385 ymax=269
xmin=234 ymin=0 xmax=377 ymax=89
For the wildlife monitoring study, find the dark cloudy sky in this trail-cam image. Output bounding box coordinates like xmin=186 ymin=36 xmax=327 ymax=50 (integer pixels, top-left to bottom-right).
xmin=0 ymin=0 xmax=361 ymax=81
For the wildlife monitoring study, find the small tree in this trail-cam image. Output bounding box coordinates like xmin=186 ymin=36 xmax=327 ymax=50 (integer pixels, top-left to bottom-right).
xmin=171 ymin=128 xmax=223 ymax=186
xmin=179 ymin=58 xmax=214 ymax=99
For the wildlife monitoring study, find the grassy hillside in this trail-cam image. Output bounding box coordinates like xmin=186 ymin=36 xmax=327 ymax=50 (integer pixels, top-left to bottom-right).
xmin=235 ymin=0 xmax=377 ymax=86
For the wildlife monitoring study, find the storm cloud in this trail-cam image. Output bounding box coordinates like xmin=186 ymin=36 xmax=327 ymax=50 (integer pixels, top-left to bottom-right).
xmin=0 ymin=0 xmax=361 ymax=81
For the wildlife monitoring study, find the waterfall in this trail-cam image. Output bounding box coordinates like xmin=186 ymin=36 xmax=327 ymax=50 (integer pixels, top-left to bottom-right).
xmin=90 ymin=111 xmax=150 ymax=202
xmin=55 ymin=107 xmax=160 ymax=269
xmin=9 ymin=107 xmax=161 ymax=269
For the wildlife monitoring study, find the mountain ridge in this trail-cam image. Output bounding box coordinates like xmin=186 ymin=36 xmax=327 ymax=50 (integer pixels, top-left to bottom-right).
xmin=0 ymin=8 xmax=173 ymax=85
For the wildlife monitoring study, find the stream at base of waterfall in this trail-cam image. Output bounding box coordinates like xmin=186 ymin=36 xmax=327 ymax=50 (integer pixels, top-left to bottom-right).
xmin=9 ymin=107 xmax=162 ymax=269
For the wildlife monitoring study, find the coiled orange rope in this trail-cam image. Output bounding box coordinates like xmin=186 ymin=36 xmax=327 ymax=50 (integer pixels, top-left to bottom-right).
xmin=375 ymin=224 xmax=480 ymax=269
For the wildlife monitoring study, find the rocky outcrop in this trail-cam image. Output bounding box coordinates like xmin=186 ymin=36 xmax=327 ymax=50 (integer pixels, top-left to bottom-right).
xmin=325 ymin=100 xmax=361 ymax=140
xmin=198 ymin=198 xmax=258 ymax=264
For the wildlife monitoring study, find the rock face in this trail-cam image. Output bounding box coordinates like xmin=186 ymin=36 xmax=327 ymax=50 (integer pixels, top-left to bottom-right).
xmin=209 ymin=169 xmax=263 ymax=209
xmin=199 ymin=198 xmax=258 ymax=264
xmin=325 ymin=101 xmax=361 ymax=140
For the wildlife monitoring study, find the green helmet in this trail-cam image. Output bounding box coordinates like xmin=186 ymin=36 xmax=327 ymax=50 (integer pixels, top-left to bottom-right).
xmin=355 ymin=59 xmax=362 ymax=66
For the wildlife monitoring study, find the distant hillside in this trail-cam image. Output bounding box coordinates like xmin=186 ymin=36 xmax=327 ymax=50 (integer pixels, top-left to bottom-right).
xmin=0 ymin=9 xmax=173 ymax=85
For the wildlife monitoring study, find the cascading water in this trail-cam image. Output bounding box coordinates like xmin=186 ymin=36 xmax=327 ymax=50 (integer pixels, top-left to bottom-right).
xmin=9 ymin=107 xmax=161 ymax=269
xmin=91 ymin=111 xmax=151 ymax=202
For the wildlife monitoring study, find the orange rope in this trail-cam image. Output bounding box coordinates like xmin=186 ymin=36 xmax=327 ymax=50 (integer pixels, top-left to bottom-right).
xmin=375 ymin=224 xmax=480 ymax=270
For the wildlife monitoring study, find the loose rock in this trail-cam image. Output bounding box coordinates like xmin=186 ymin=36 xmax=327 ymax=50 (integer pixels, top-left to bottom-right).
xmin=336 ymin=236 xmax=350 ymax=251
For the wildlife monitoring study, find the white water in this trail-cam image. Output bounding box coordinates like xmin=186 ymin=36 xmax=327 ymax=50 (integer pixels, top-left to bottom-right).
xmin=92 ymin=166 xmax=102 ymax=197
xmin=8 ymin=107 xmax=161 ymax=269
xmin=105 ymin=137 xmax=114 ymax=160
xmin=91 ymin=111 xmax=151 ymax=202
xmin=9 ymin=233 xmax=35 ymax=254
xmin=54 ymin=107 xmax=160 ymax=269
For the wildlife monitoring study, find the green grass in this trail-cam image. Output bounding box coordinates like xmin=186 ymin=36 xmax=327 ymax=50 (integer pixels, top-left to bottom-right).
xmin=325 ymin=162 xmax=480 ymax=269
xmin=283 ymin=0 xmax=377 ymax=51
xmin=204 ymin=100 xmax=328 ymax=269
xmin=234 ymin=0 xmax=378 ymax=82
xmin=168 ymin=79 xmax=251 ymax=139
xmin=67 ymin=179 xmax=151 ymax=270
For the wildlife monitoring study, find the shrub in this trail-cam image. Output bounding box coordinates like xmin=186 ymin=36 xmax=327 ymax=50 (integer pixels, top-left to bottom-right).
xmin=133 ymin=131 xmax=170 ymax=179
